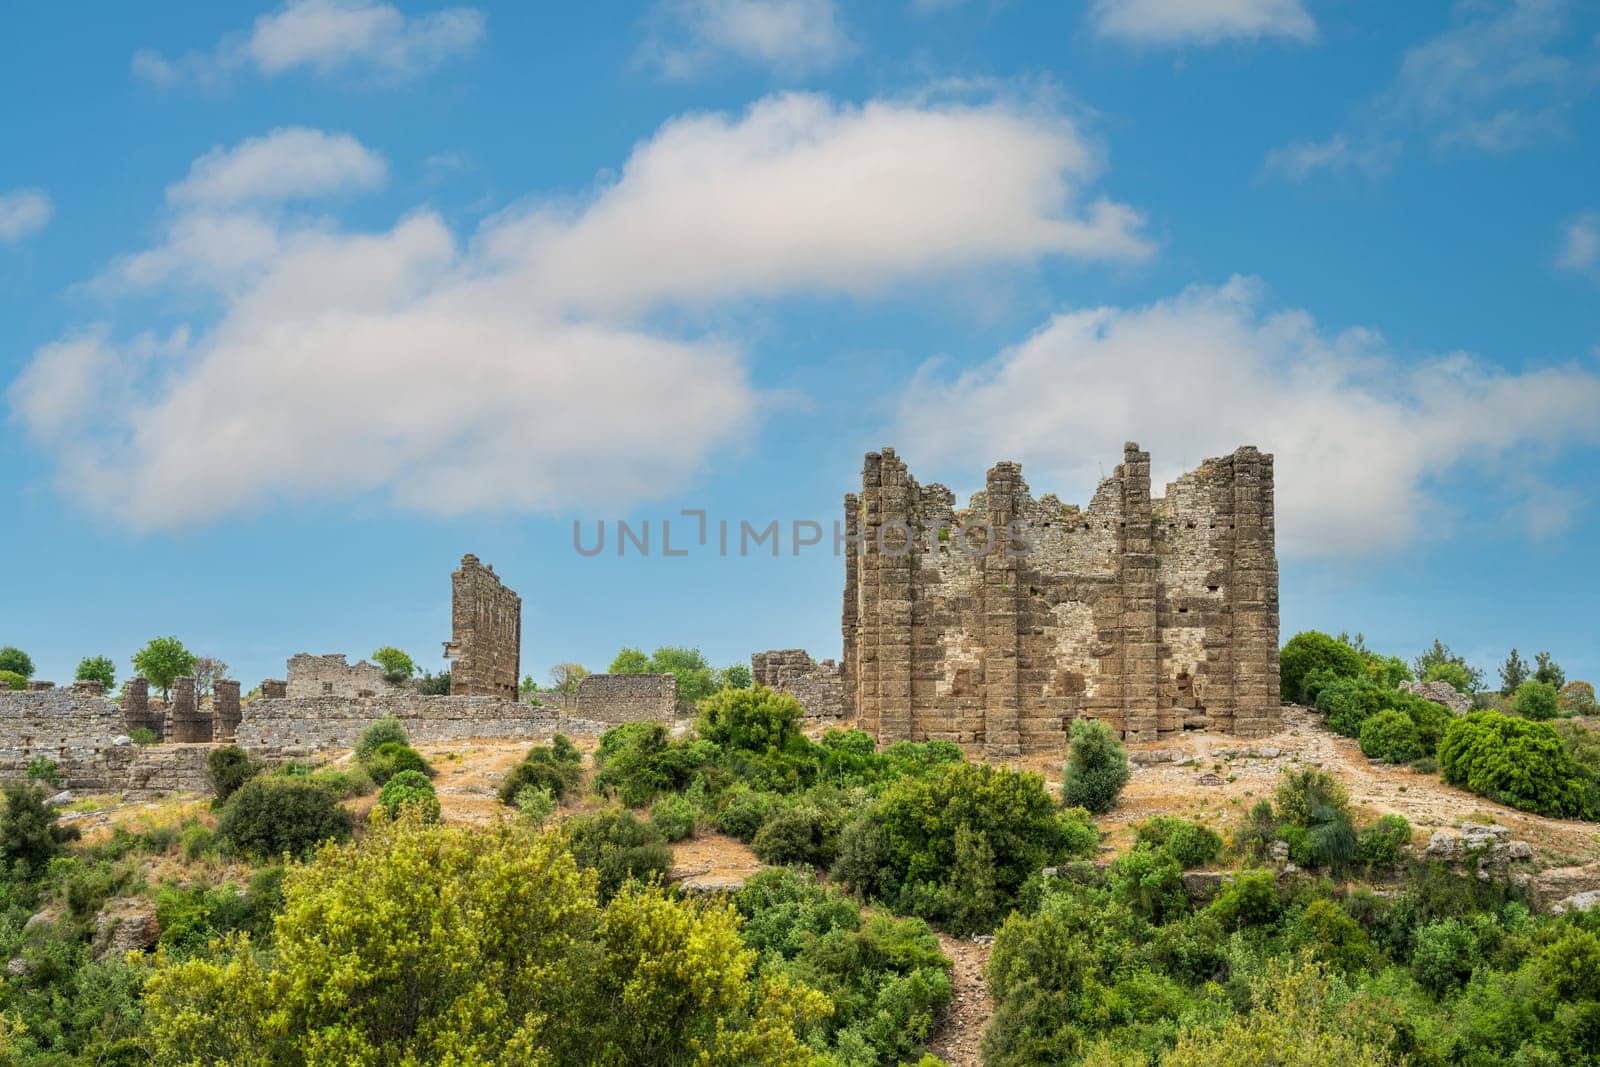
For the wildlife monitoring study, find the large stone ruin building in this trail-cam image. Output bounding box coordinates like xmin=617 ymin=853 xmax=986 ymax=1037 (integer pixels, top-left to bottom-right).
xmin=840 ymin=442 xmax=1279 ymax=755
xmin=443 ymin=554 xmax=522 ymax=699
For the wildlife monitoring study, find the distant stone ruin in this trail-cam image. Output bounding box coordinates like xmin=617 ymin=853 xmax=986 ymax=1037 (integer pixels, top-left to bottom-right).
xmin=842 ymin=443 xmax=1280 ymax=755
xmin=752 ymin=649 xmax=846 ymax=721
xmin=573 ymin=673 xmax=678 ymax=723
xmin=443 ymin=554 xmax=522 ymax=699
xmin=286 ymin=653 xmax=389 ymax=699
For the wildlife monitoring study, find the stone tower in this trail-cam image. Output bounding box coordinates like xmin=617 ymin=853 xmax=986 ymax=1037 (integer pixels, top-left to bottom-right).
xmin=443 ymin=554 xmax=522 ymax=699
xmin=842 ymin=444 xmax=1280 ymax=754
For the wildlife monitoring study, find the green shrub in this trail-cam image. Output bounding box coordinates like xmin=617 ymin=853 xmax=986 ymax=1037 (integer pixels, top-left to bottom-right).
xmin=751 ymin=805 xmax=829 ymax=866
xmin=363 ymin=741 xmax=431 ymax=785
xmin=206 ymin=745 xmax=261 ymax=803
xmin=1438 ymin=711 xmax=1592 ymax=818
xmin=1354 ymin=814 xmax=1412 ymax=867
xmin=592 ymin=721 xmax=713 ymax=806
xmin=216 ymin=777 xmax=354 ymax=860
xmin=1286 ymin=898 xmax=1376 ymax=975
xmin=648 ymin=793 xmax=697 ymax=842
xmin=1315 ymin=677 xmax=1382 ymax=737
xmin=1209 ymin=869 xmax=1282 ymax=930
xmin=130 ymin=727 xmax=159 ymax=745
xmin=26 ymin=756 xmax=61 ymax=788
xmin=1359 ymin=709 xmax=1422 ymax=763
xmin=1412 ymin=917 xmax=1479 ymax=994
xmin=0 ymin=647 xmax=32 ymax=678
xmin=1513 ymin=679 xmax=1560 ymax=721
xmin=378 ymin=770 xmax=439 ymax=822
xmin=1061 ymin=717 xmax=1130 ymax=814
xmin=1274 ymin=768 xmax=1356 ymax=869
xmin=713 ymin=784 xmax=775 ymax=841
xmin=1109 ymin=845 xmax=1187 ymax=922
xmin=1280 ymin=631 xmax=1365 ymax=702
xmin=1135 ymin=816 xmax=1222 ymax=869
xmin=497 ymin=737 xmax=583 ymax=805
xmin=1560 ymin=681 xmax=1598 ymax=716
xmin=1 ymin=781 xmax=80 ymax=870
xmin=515 ymin=786 xmax=557 ymax=826
xmin=696 ymin=685 xmax=804 ymax=752
xmin=181 ymin=822 xmax=213 ymax=861
xmin=354 ymin=717 xmax=408 ymax=762
xmin=565 ymin=808 xmax=672 ymax=901
xmin=1231 ymin=799 xmax=1279 ymax=864
xmin=0 ymin=669 xmax=28 ymax=691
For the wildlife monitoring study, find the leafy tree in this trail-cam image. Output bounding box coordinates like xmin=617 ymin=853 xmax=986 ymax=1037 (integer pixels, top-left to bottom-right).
xmin=1534 ymin=651 xmax=1566 ymax=689
xmin=548 ymin=661 xmax=589 ymax=696
xmin=718 ymin=663 xmax=753 ymax=690
xmin=207 ymin=746 xmax=262 ymax=804
xmin=649 ymin=646 xmax=717 ymax=706
xmin=417 ymin=669 xmax=451 ymax=695
xmin=1438 ymin=711 xmax=1591 ymax=818
xmin=1513 ymin=679 xmax=1560 ymax=721
xmin=1560 ymin=680 xmax=1598 ymax=716
xmin=697 ymin=685 xmax=804 ymax=752
xmin=609 ymin=646 xmax=652 ymax=674
xmin=216 ymin=777 xmax=354 ymax=860
xmin=145 ymin=817 xmax=828 ymax=1065
xmin=192 ymin=655 xmax=229 ymax=698
xmin=1280 ymin=631 xmax=1365 ymax=702
xmin=1 ymin=781 xmax=80 ymax=871
xmin=1062 ymin=717 xmax=1130 ymax=814
xmin=74 ymin=655 xmax=116 ymax=689
xmin=0 ymin=646 xmax=33 ymax=678
xmin=131 ymin=636 xmax=197 ymax=698
xmin=566 ymin=808 xmax=673 ymax=901
xmin=0 ymin=669 xmax=27 ymax=692
xmin=370 ymin=646 xmax=415 ymax=684
xmin=1499 ymin=648 xmax=1530 ymax=695
xmin=1413 ymin=639 xmax=1483 ymax=694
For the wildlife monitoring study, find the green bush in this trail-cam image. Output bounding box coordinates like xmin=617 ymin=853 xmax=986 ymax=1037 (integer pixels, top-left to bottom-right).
xmin=1438 ymin=711 xmax=1593 ymax=818
xmin=26 ymin=756 xmax=61 ymax=788
xmin=713 ymin=784 xmax=775 ymax=841
xmin=565 ymin=808 xmax=672 ymax=901
xmin=216 ymin=777 xmax=354 ymax=860
xmin=1280 ymin=631 xmax=1365 ymax=702
xmin=497 ymin=736 xmax=583 ymax=805
xmin=648 ymin=793 xmax=697 ymax=842
xmin=1209 ymin=869 xmax=1282 ymax=930
xmin=752 ymin=804 xmax=829 ymax=866
xmin=1560 ymin=680 xmax=1597 ymax=716
xmin=378 ymin=770 xmax=440 ymax=822
xmin=1 ymin=781 xmax=80 ymax=870
xmin=1412 ymin=917 xmax=1479 ymax=994
xmin=1061 ymin=717 xmax=1130 ymax=814
xmin=1513 ymin=679 xmax=1560 ymax=721
xmin=129 ymin=726 xmax=159 ymax=745
xmin=515 ymin=786 xmax=557 ymax=826
xmin=1315 ymin=677 xmax=1382 ymax=737
xmin=354 ymin=717 xmax=408 ymax=762
xmin=363 ymin=741 xmax=432 ymax=785
xmin=1135 ymin=816 xmax=1222 ymax=869
xmin=0 ymin=669 xmax=27 ymax=691
xmin=1274 ymin=768 xmax=1356 ymax=869
xmin=591 ymin=721 xmax=714 ymax=806
xmin=206 ymin=745 xmax=261 ymax=803
xmin=0 ymin=646 xmax=33 ymax=678
xmin=1286 ymin=899 xmax=1376 ymax=975
xmin=696 ymin=685 xmax=805 ymax=753
xmin=1354 ymin=814 xmax=1412 ymax=867
xmin=1358 ymin=709 xmax=1422 ymax=763
xmin=1109 ymin=844 xmax=1187 ymax=922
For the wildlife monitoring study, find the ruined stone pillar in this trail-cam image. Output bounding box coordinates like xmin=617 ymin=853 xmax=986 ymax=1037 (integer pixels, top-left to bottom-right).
xmin=71 ymin=680 xmax=104 ymax=696
xmin=1120 ymin=443 xmax=1160 ymax=742
xmin=260 ymin=679 xmax=287 ymax=699
xmin=840 ymin=491 xmax=860 ymax=718
xmin=122 ymin=676 xmax=161 ymax=740
xmin=983 ymin=462 xmax=1023 ymax=758
xmin=167 ymin=676 xmax=212 ymax=743
xmin=855 ymin=454 xmax=884 ymax=736
xmin=27 ymin=681 xmax=54 ymax=691
xmin=1230 ymin=448 xmax=1280 ymax=735
xmin=875 ymin=449 xmax=915 ymax=743
xmin=214 ymin=680 xmax=241 ymax=742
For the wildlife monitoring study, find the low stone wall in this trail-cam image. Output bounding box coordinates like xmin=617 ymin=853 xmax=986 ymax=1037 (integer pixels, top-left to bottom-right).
xmin=0 ymin=690 xmax=215 ymax=798
xmin=234 ymin=693 xmax=576 ymax=754
xmin=752 ymin=649 xmax=847 ymax=720
xmin=573 ymin=674 xmax=678 ymax=723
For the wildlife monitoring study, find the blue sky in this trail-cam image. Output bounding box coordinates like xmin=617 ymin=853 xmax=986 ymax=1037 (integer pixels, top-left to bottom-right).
xmin=2 ymin=0 xmax=1597 ymax=692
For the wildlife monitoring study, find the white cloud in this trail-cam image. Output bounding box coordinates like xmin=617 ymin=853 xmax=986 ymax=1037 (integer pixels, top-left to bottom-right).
xmin=168 ymin=128 xmax=388 ymax=207
xmin=11 ymin=94 xmax=1146 ymax=529
xmin=894 ymin=277 xmax=1600 ymax=556
xmin=1261 ymin=134 xmax=1399 ymax=182
xmin=0 ymin=188 xmax=53 ymax=243
xmin=641 ymin=0 xmax=853 ymax=78
xmin=1557 ymin=212 xmax=1599 ymax=273
xmin=132 ymin=0 xmax=484 ymax=88
xmin=1266 ymin=0 xmax=1598 ymax=179
xmin=1089 ymin=0 xmax=1315 ymax=46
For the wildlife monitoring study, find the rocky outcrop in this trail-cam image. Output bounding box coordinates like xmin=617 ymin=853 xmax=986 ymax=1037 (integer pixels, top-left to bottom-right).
xmin=1402 ymin=680 xmax=1472 ymax=714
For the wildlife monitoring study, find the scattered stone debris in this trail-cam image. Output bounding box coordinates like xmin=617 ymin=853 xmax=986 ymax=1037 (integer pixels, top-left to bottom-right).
xmin=1550 ymin=890 xmax=1600 ymax=915
xmin=1194 ymin=773 xmax=1226 ymax=787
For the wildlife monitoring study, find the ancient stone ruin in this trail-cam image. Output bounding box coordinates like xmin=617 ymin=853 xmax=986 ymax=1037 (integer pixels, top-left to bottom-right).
xmin=841 ymin=443 xmax=1280 ymax=755
xmin=752 ymin=649 xmax=846 ymax=721
xmin=572 ymin=673 xmax=678 ymax=723
xmin=443 ymin=554 xmax=522 ymax=699
xmin=286 ymin=653 xmax=391 ymax=699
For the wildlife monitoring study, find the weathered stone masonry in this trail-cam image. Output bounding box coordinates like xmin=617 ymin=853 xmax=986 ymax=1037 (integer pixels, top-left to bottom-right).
xmin=752 ymin=650 xmax=846 ymax=721
xmin=843 ymin=443 xmax=1279 ymax=755
xmin=444 ymin=554 xmax=521 ymax=699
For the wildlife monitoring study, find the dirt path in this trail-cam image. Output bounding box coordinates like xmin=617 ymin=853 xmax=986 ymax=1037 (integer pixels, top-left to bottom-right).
xmin=928 ymin=933 xmax=993 ymax=1067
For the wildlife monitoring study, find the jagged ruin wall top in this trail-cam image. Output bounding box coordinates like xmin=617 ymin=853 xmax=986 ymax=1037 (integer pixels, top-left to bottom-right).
xmin=443 ymin=554 xmax=521 ymax=699
xmin=842 ymin=442 xmax=1279 ymax=755
xmin=287 ymin=653 xmax=389 ymax=699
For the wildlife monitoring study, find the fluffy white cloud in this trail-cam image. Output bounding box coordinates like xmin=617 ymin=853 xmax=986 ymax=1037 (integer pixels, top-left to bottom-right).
xmin=641 ymin=0 xmax=853 ymax=78
xmin=1266 ymin=0 xmax=1597 ymax=179
xmin=132 ymin=0 xmax=483 ymax=87
xmin=1089 ymin=0 xmax=1315 ymax=46
xmin=1558 ymin=212 xmax=1599 ymax=273
xmin=11 ymin=94 xmax=1145 ymax=529
xmin=168 ymin=128 xmax=387 ymax=207
xmin=0 ymin=188 xmax=53 ymax=243
xmin=894 ymin=278 xmax=1600 ymax=556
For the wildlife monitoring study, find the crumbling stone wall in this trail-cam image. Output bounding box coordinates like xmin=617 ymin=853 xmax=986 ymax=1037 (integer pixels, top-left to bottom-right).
xmin=166 ymin=676 xmax=214 ymax=743
xmin=214 ymin=680 xmax=242 ymax=742
xmin=844 ymin=443 xmax=1279 ymax=755
xmin=443 ymin=554 xmax=521 ymax=699
xmin=752 ymin=650 xmax=846 ymax=721
xmin=260 ymin=679 xmax=287 ymax=699
xmin=0 ymin=689 xmax=212 ymax=798
xmin=234 ymin=694 xmax=573 ymax=755
xmin=573 ymin=674 xmax=677 ymax=723
xmin=286 ymin=653 xmax=389 ymax=699
xmin=120 ymin=677 xmax=162 ymax=739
